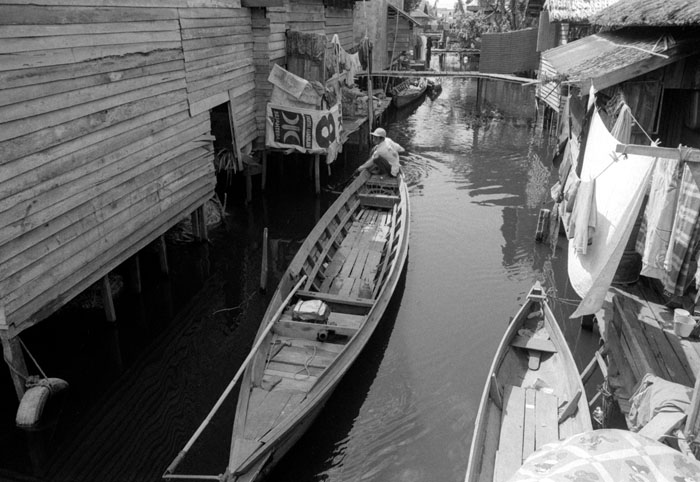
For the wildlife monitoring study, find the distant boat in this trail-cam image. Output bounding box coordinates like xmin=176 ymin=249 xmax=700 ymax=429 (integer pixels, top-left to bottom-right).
xmin=392 ymin=78 xmax=427 ymax=108
xmin=465 ymin=282 xmax=592 ymax=482
xmin=227 ymin=171 xmax=410 ymax=481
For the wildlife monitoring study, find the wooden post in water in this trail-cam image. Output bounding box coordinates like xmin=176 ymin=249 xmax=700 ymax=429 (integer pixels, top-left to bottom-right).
xmin=101 ymin=275 xmax=117 ymax=322
xmin=1 ymin=333 xmax=29 ymax=400
xmin=158 ymin=235 xmax=170 ymax=275
xmin=475 ymin=77 xmax=483 ymax=114
xmin=129 ymin=255 xmax=142 ymax=294
xmin=260 ymin=227 xmax=268 ymax=293
xmin=314 ymin=154 xmax=321 ymax=195
xmin=262 ymin=150 xmax=268 ymax=191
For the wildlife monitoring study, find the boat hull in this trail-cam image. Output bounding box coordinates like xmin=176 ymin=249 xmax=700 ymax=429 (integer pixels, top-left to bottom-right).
xmin=227 ymin=172 xmax=410 ymax=481
xmin=465 ymin=283 xmax=592 ymax=482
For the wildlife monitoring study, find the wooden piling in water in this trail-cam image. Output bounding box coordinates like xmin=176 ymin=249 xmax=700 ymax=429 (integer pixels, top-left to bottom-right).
xmin=1 ymin=334 xmax=29 ymax=400
xmin=260 ymin=227 xmax=268 ymax=293
xmin=101 ymin=275 xmax=117 ymax=322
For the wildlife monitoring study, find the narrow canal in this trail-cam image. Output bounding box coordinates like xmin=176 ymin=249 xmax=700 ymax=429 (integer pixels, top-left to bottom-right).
xmin=1 ymin=77 xmax=600 ymax=482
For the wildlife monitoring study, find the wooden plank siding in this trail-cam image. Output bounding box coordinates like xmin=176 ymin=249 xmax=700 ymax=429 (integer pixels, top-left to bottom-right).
xmin=252 ymin=7 xmax=287 ymax=145
xmin=0 ymin=1 xmax=264 ymax=337
xmin=386 ymin=9 xmax=414 ymax=63
xmin=287 ymin=0 xmax=325 ymax=34
xmin=325 ymin=6 xmax=353 ymax=51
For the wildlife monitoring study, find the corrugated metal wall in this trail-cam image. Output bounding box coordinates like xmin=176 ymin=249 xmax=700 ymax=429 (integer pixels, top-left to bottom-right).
xmin=479 ymin=28 xmax=539 ymax=75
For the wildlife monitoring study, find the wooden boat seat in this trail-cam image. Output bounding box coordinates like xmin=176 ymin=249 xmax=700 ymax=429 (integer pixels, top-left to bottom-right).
xmin=510 ymin=333 xmax=556 ymax=371
xmin=359 ymin=193 xmax=400 ymax=209
xmin=296 ymin=290 xmax=374 ymax=309
xmin=493 ymin=385 xmax=559 ymax=482
xmin=273 ymin=309 xmax=364 ymax=342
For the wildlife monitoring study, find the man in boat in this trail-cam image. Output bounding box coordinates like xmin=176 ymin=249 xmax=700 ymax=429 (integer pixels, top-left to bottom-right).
xmin=356 ymin=127 xmax=404 ymax=177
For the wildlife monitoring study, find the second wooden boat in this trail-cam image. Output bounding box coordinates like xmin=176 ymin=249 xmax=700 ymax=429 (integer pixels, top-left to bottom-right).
xmin=226 ymin=170 xmax=410 ymax=481
xmin=392 ymin=78 xmax=427 ymax=108
xmin=465 ymin=282 xmax=592 ymax=482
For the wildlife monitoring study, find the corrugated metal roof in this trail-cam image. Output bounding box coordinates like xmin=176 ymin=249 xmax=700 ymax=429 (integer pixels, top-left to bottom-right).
xmin=388 ymin=4 xmax=420 ymax=25
xmin=541 ymin=29 xmax=700 ymax=91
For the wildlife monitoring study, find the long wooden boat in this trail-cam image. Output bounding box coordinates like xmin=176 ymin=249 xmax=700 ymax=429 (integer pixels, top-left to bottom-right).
xmin=392 ymin=78 xmax=427 ymax=108
xmin=226 ymin=170 xmax=410 ymax=481
xmin=465 ymin=282 xmax=592 ymax=482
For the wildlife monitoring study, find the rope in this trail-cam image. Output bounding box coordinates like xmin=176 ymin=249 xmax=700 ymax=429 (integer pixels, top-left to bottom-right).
xmin=19 ymin=337 xmax=48 ymax=380
xmin=295 ymin=344 xmax=318 ymax=379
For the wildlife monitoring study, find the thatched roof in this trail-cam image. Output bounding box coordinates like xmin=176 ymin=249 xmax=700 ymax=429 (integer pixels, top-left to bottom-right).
xmin=593 ymin=0 xmax=700 ymax=28
xmin=545 ymin=0 xmax=620 ymax=23
xmin=541 ymin=29 xmax=700 ymax=91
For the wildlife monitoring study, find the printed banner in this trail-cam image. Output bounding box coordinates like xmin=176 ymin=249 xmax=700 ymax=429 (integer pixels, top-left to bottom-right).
xmin=266 ymin=103 xmax=342 ymax=156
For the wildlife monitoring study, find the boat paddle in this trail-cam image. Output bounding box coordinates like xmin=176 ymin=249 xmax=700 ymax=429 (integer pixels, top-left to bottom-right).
xmin=163 ymin=274 xmax=308 ymax=478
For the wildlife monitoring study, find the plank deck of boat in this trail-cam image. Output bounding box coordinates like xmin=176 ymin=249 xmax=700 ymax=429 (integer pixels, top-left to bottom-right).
xmin=320 ymin=206 xmax=390 ymax=298
xmin=493 ymin=385 xmax=559 ymax=482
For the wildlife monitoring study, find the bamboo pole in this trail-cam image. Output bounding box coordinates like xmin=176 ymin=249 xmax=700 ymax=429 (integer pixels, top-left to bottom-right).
xmin=163 ymin=275 xmax=308 ymax=477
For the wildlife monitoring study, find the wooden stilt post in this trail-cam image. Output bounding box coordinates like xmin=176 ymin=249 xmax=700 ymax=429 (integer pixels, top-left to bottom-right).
xmin=475 ymin=77 xmax=482 ymax=114
xmin=197 ymin=205 xmax=208 ymax=242
xmin=245 ymin=167 xmax=252 ymax=204
xmin=260 ymin=227 xmax=268 ymax=293
xmin=158 ymin=235 xmax=170 ymax=275
xmin=1 ymin=335 xmax=28 ymax=401
xmin=130 ymin=255 xmax=142 ymax=294
xmin=262 ymin=150 xmax=268 ymax=191
xmin=190 ymin=211 xmax=199 ymax=240
xmin=101 ymin=275 xmax=117 ymax=322
xmin=314 ymin=154 xmax=320 ymax=195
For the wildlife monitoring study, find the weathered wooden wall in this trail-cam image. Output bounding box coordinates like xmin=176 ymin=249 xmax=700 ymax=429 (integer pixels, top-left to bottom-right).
xmin=253 ymin=5 xmax=287 ymax=145
xmin=287 ymin=0 xmax=325 ymax=34
xmin=0 ymin=0 xmax=260 ymax=338
xmin=325 ymin=6 xmax=354 ymax=50
xmin=386 ymin=9 xmax=414 ymax=63
xmin=180 ymin=5 xmax=256 ymax=151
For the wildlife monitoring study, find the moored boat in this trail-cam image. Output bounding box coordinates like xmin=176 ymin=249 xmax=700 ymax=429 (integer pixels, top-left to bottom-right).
xmin=465 ymin=282 xmax=592 ymax=482
xmin=224 ymin=170 xmax=410 ymax=481
xmin=392 ymin=78 xmax=427 ymax=108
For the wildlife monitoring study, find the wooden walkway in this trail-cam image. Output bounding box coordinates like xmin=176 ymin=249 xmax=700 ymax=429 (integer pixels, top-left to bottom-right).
xmin=362 ymin=70 xmax=533 ymax=84
xmin=596 ymin=279 xmax=700 ymax=413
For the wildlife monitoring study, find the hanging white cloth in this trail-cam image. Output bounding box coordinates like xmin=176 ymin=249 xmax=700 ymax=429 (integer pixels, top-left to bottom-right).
xmin=569 ymin=110 xmax=655 ymax=318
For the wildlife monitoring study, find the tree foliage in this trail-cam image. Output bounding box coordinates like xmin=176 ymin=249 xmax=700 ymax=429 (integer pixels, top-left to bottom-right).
xmin=451 ymin=0 xmax=533 ymax=46
xmin=405 ymin=0 xmax=422 ymax=14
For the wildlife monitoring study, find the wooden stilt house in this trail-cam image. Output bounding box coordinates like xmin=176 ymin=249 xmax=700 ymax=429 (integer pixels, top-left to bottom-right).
xmin=0 ymin=0 xmax=261 ymax=400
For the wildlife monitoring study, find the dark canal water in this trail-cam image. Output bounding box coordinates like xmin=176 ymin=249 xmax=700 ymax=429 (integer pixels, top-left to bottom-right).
xmin=0 ymin=77 xmax=600 ymax=482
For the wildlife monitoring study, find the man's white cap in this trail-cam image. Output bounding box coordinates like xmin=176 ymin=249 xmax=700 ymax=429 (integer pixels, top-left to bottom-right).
xmin=370 ymin=127 xmax=386 ymax=138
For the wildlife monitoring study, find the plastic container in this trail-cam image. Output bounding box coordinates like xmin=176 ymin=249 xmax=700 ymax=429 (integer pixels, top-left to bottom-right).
xmin=673 ymin=308 xmax=696 ymax=338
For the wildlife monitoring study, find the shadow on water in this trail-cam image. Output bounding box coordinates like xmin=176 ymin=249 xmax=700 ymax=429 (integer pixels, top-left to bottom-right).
xmin=266 ymin=265 xmax=408 ymax=482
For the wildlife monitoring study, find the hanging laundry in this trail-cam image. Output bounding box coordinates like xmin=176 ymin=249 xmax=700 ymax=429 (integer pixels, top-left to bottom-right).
xmin=570 ymin=180 xmax=597 ymax=254
xmin=610 ymin=103 xmax=633 ymax=144
xmin=663 ymin=162 xmax=700 ymax=296
xmin=636 ymin=158 xmax=680 ymax=280
xmin=569 ymin=110 xmax=655 ymax=318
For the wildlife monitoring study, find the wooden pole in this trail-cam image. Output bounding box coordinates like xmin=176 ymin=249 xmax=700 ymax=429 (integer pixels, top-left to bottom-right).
xmin=262 ymin=150 xmax=267 ymax=191
xmin=158 ymin=236 xmax=170 ymax=275
xmin=101 ymin=275 xmax=117 ymax=322
xmin=197 ymin=205 xmax=208 ymax=242
xmin=164 ymin=275 xmax=308 ymax=477
xmin=260 ymin=227 xmax=268 ymax=293
xmin=1 ymin=336 xmax=28 ymax=400
xmin=130 ymin=255 xmax=142 ymax=294
xmin=314 ymin=154 xmax=321 ymax=195
xmin=615 ymin=143 xmax=700 ymax=162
